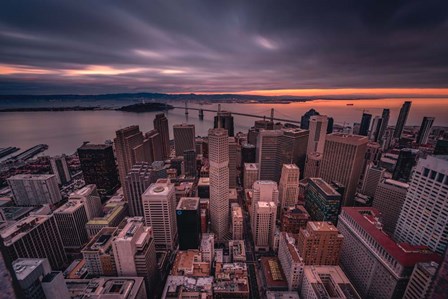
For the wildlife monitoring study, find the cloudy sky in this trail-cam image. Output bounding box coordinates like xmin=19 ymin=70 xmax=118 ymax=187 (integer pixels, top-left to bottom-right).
xmin=1 ymin=0 xmax=448 ymax=96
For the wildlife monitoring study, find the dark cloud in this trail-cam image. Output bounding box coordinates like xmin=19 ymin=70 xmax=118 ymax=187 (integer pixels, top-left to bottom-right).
xmin=0 ymin=0 xmax=447 ymax=94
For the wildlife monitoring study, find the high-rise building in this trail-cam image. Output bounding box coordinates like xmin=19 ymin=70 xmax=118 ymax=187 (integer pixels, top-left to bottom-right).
xmin=243 ymin=163 xmax=258 ymax=189
xmin=359 ymin=113 xmax=372 ymax=136
xmin=281 ymin=128 xmax=309 ymax=178
xmin=1 ymin=215 xmax=66 ymax=269
xmin=77 ymin=143 xmax=119 ymax=194
xmin=228 ymin=137 xmax=238 ymax=188
xmin=278 ymin=164 xmax=300 ymax=211
xmin=54 ymin=201 xmax=89 ymax=250
xmin=183 ymin=149 xmax=197 ymax=178
xmin=378 ymin=108 xmax=390 ymax=142
xmin=428 ymin=248 xmax=448 ymax=299
xmin=7 ymin=174 xmax=62 ymax=206
xmin=301 ymin=266 xmax=361 ymax=299
xmin=173 ymin=124 xmax=196 ymax=157
xmin=50 ymin=155 xmax=71 ymax=185
xmin=403 ymin=262 xmax=439 ymax=299
xmin=214 ymin=111 xmax=234 ymax=136
xmin=392 ymin=148 xmax=418 ymax=182
xmin=360 ymin=163 xmax=385 ymax=197
xmin=297 ymin=222 xmax=343 ymax=265
xmin=394 ymin=101 xmax=412 ymax=139
xmin=372 ymin=179 xmax=408 ymax=233
xmin=416 ymin=116 xmax=435 ymax=145
xmin=232 ymin=205 xmax=244 ymax=240
xmin=281 ymin=205 xmax=310 ymax=234
xmin=201 ymin=233 xmax=215 ymax=264
xmin=278 ymin=233 xmax=304 ymax=291
xmin=153 ymin=113 xmax=170 ymax=159
xmin=85 ymin=201 xmax=128 ymax=238
xmin=114 ymin=125 xmax=145 ymax=184
xmin=142 ymin=179 xmax=178 ymax=250
xmin=307 ymin=115 xmax=328 ymax=155
xmin=320 ymin=134 xmax=368 ymax=206
xmin=434 ymin=139 xmax=448 ymax=155
xmin=301 ymin=109 xmax=320 ymax=130
xmin=253 ymin=201 xmax=277 ymax=251
xmin=208 ymin=128 xmax=230 ymax=241
xmin=82 ymin=227 xmax=118 ymax=276
xmin=338 ymin=207 xmax=440 ymax=299
xmin=369 ymin=116 xmax=383 ymax=142
xmin=304 ymin=178 xmax=342 ymax=225
xmin=251 ymin=180 xmax=279 ymax=229
xmin=241 ymin=143 xmax=256 ymax=165
xmin=394 ymin=155 xmax=448 ymax=254
xmin=304 ymin=152 xmax=322 ymax=179
xmin=124 ymin=162 xmax=153 ymax=217
xmin=176 ymin=197 xmax=201 ymax=250
xmin=257 ymin=129 xmax=283 ymax=181
xmin=69 ymin=184 xmax=102 ymax=221
xmin=144 ymin=129 xmax=164 ymax=162
xmin=112 ymin=217 xmax=157 ymax=293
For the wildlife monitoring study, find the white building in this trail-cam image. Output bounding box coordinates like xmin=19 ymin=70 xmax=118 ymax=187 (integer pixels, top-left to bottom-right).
xmin=251 ymin=180 xmax=279 ymax=230
xmin=304 ymin=152 xmax=322 ymax=179
xmin=254 ymin=201 xmax=277 ymax=251
xmin=200 ymin=233 xmax=215 ymax=264
xmin=243 ymin=163 xmax=259 ymax=189
xmin=69 ymin=184 xmax=102 ymax=220
xmin=54 ymin=200 xmax=89 ymax=249
xmin=361 ymin=163 xmax=385 ymax=197
xmin=307 ymin=115 xmax=328 ymax=155
xmin=278 ymin=232 xmax=304 ymax=291
xmin=142 ymin=179 xmax=177 ymax=250
xmin=231 ymin=205 xmax=244 ymax=240
xmin=403 ymin=262 xmax=439 ymax=299
xmin=50 ymin=155 xmax=71 ymax=185
xmin=278 ymin=164 xmax=300 ymax=212
xmin=7 ymin=174 xmax=62 ymax=206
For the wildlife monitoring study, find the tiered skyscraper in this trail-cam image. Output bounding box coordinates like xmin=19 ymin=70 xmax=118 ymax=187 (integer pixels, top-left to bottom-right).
xmin=394 ymin=101 xmax=412 ymax=138
xmin=153 ymin=113 xmax=171 ymax=159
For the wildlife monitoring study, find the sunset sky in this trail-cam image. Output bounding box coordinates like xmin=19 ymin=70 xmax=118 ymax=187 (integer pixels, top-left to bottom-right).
xmin=1 ymin=1 xmax=448 ymax=96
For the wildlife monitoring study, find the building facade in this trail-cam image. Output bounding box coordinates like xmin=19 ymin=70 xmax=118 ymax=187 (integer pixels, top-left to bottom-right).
xmin=8 ymin=174 xmax=62 ymax=206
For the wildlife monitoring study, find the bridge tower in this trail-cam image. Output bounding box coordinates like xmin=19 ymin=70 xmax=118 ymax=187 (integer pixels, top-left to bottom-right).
xmin=270 ymin=108 xmax=274 ymax=122
xmin=185 ymin=101 xmax=189 ymax=115
xmin=199 ymin=109 xmax=204 ymax=120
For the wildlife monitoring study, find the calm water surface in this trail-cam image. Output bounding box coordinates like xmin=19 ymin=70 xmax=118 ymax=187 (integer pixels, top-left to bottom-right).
xmin=1 ymin=98 xmax=447 ymax=156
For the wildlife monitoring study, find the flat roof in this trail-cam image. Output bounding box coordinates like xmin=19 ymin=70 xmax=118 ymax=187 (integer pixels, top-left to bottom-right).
xmin=1 ymin=215 xmax=50 ymax=244
xmin=383 ymin=179 xmax=410 ymax=189
xmin=326 ymin=133 xmax=369 ymax=145
xmin=54 ymin=200 xmax=84 ymax=214
xmin=13 ymin=258 xmax=47 ymax=281
xmin=8 ymin=174 xmax=55 ymax=180
xmin=244 ymin=163 xmax=259 ymax=170
xmin=78 ymin=143 xmax=110 ymax=150
xmin=82 ymin=227 xmax=117 ymax=252
xmin=177 ymin=197 xmax=200 ymax=210
xmin=308 ymin=221 xmax=339 ymax=232
xmin=143 ymin=180 xmax=173 ymax=197
xmin=310 ymin=178 xmax=340 ymax=196
xmin=71 ymin=184 xmax=96 ymax=197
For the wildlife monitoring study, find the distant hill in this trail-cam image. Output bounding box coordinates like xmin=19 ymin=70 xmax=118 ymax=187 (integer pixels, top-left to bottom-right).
xmin=117 ymin=102 xmax=174 ymax=112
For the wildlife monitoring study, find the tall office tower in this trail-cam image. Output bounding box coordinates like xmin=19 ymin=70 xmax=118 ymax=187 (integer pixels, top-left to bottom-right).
xmin=301 ymin=266 xmax=361 ymax=299
xmin=428 ymin=248 xmax=448 ymax=299
xmin=352 ymin=123 xmax=361 ymax=135
xmin=241 ymin=143 xmax=256 ymax=165
xmin=142 ymin=179 xmax=177 ymax=250
xmin=360 ymin=163 xmax=384 ymax=197
xmin=359 ymin=113 xmax=372 ymax=136
xmin=394 ymin=101 xmax=412 ymax=138
xmin=153 ymin=113 xmax=170 ymax=159
xmin=232 ymin=205 xmax=244 ymax=240
xmin=243 ymin=163 xmax=259 ymax=189
xmin=255 ymin=119 xmax=274 ymax=130
xmin=251 ymin=181 xmax=279 ymax=229
xmin=124 ymin=162 xmax=153 ymax=217
xmin=403 ymin=262 xmax=439 ymax=299
xmin=228 ymin=137 xmax=238 ymax=188
xmin=7 ymin=174 xmax=62 ymax=206
xmin=304 ymin=178 xmax=342 ymax=225
xmin=307 ymin=115 xmax=328 ymax=155
xmin=54 ymin=201 xmax=89 ymax=250
xmin=304 ymin=152 xmax=322 ymax=179
xmin=183 ymin=149 xmax=197 ymax=178
xmin=208 ymin=128 xmax=230 ymax=241
xmin=416 ymin=116 xmax=435 ymax=145
xmin=214 ymin=111 xmax=234 ymax=136
xmin=297 ymin=222 xmax=343 ymax=265
xmin=300 ymin=109 xmax=320 ymax=130
xmin=372 ymin=179 xmax=408 ymax=233
xmin=281 ymin=205 xmax=310 ymax=234
xmin=247 ymin=127 xmax=259 ymax=146
xmin=278 ymin=233 xmax=304 ymax=291
xmin=173 ymin=124 xmax=195 ymax=157
xmin=281 ymin=128 xmax=309 ymax=177
xmin=114 ymin=125 xmax=145 ymax=184
xmin=69 ymin=184 xmax=102 ymax=220
xmin=1 ymin=215 xmax=66 ymax=269
xmin=176 ymin=197 xmax=201 ymax=250
xmin=377 ymin=108 xmax=390 ymax=142
xmin=77 ymin=143 xmax=119 ymax=194
xmin=112 ymin=217 xmax=157 ymax=293
xmin=253 ymin=201 xmax=277 ymax=251
xmin=434 ymin=139 xmax=448 ymax=155
xmin=338 ymin=207 xmax=440 ymax=299
xmin=144 ymin=129 xmax=164 ymax=162
xmin=257 ymin=129 xmax=283 ymax=181
xmin=82 ymin=227 xmax=118 ymax=276
xmin=392 ymin=148 xmax=418 ymax=182
xmin=394 ymin=155 xmax=448 ymax=254
xmin=327 ymin=117 xmax=334 ymax=134
xmin=320 ymin=134 xmax=368 ymax=206
xmin=278 ymin=164 xmax=300 ymax=211
xmin=369 ymin=116 xmax=383 ymax=142
xmin=50 ymin=155 xmax=71 ymax=185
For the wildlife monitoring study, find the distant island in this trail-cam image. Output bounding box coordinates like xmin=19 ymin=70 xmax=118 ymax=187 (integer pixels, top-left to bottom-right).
xmin=117 ymin=102 xmax=174 ymax=113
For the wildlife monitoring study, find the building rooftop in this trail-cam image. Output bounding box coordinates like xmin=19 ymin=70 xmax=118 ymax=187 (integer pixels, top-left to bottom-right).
xmin=326 ymin=133 xmax=369 ymax=145
xmin=143 ymin=179 xmax=173 ymax=197
xmin=383 ymin=179 xmax=410 ymax=189
xmin=310 ymin=178 xmax=340 ymax=196
xmin=171 ymin=250 xmax=210 ymax=277
xmin=283 ymin=164 xmax=299 ymax=170
xmin=7 ymin=174 xmax=55 ymax=181
xmin=308 ymin=221 xmax=339 ymax=232
xmin=115 ymin=218 xmax=145 ymax=241
xmin=232 ymin=206 xmax=243 ymax=218
xmin=80 ymin=277 xmax=145 ymax=298
xmin=0 ymin=206 xmax=35 ymax=221
xmin=198 ymin=177 xmax=210 ymax=185
xmin=1 ymin=215 xmax=50 ymax=245
xmin=82 ymin=227 xmax=117 ymax=253
xmin=86 ymin=203 xmax=125 ymax=225
xmin=244 ymin=163 xmax=259 ymax=170
xmin=177 ymin=197 xmax=200 ymax=211
xmin=13 ymin=258 xmax=48 ymax=281
xmin=71 ymin=184 xmax=96 ymax=197
xmin=261 ymin=257 xmax=288 ymax=289
xmin=163 ymin=275 xmax=214 ymax=297
xmin=54 ymin=200 xmax=84 ymax=214
xmin=78 ymin=143 xmax=111 ymax=150
xmin=266 ymin=291 xmax=300 ymax=299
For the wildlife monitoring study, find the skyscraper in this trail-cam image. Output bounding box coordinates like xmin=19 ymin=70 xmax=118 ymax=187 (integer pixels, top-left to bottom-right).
xmin=214 ymin=111 xmax=234 ymax=136
xmin=326 ymin=117 xmax=334 ymax=134
xmin=307 ymin=115 xmax=328 ymax=155
xmin=50 ymin=155 xmax=71 ymax=185
xmin=228 ymin=137 xmax=238 ymax=188
xmin=183 ymin=149 xmax=197 ymax=178
xmin=144 ymin=129 xmax=164 ymax=162
xmin=278 ymin=164 xmax=300 ymax=211
xmin=300 ymin=109 xmax=320 ymax=130
xmin=243 ymin=163 xmax=258 ymax=189
xmin=241 ymin=143 xmax=256 ymax=165
xmin=304 ymin=152 xmax=322 ymax=179
xmin=232 ymin=205 xmax=244 ymax=240
xmin=319 ymin=134 xmax=368 ymax=206
xmin=304 ymin=178 xmax=342 ymax=225
xmin=124 ymin=162 xmax=153 ymax=217
xmin=114 ymin=125 xmax=145 ymax=184
xmin=153 ymin=113 xmax=170 ymax=159
xmin=69 ymin=184 xmax=102 ymax=221
xmin=369 ymin=116 xmax=383 ymax=142
xmin=54 ymin=200 xmax=89 ymax=250
xmin=7 ymin=174 xmax=62 ymax=206
xmin=82 ymin=227 xmax=118 ymax=276
xmin=359 ymin=113 xmax=372 ymax=136
xmin=173 ymin=124 xmax=196 ymax=157
xmin=394 ymin=155 xmax=448 ymax=254
xmin=360 ymin=163 xmax=385 ymax=197
xmin=394 ymin=101 xmax=412 ymax=138
xmin=77 ymin=143 xmax=119 ymax=194
xmin=251 ymin=180 xmax=279 ymax=229
xmin=378 ymin=108 xmax=390 ymax=141
xmin=208 ymin=128 xmax=230 ymax=241
xmin=253 ymin=201 xmax=277 ymax=251
xmin=142 ymin=179 xmax=178 ymax=250
xmin=416 ymin=116 xmax=435 ymax=145
xmin=278 ymin=232 xmax=304 ymax=291
xmin=281 ymin=128 xmax=309 ymax=178
xmin=392 ymin=148 xmax=418 ymax=182
xmin=176 ymin=197 xmax=201 ymax=250
xmin=256 ymin=129 xmax=283 ymax=181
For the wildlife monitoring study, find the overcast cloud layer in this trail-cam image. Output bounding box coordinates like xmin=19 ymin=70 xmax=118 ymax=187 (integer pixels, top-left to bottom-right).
xmin=1 ymin=0 xmax=448 ymax=95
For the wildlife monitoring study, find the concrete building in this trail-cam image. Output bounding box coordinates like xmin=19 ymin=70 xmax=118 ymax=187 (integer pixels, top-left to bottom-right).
xmin=243 ymin=163 xmax=258 ymax=189
xmin=359 ymin=113 xmax=372 ymax=136
xmin=54 ymin=200 xmax=89 ymax=250
xmin=304 ymin=152 xmax=322 ymax=179
xmin=361 ymin=163 xmax=385 ymax=197
xmin=7 ymin=174 xmax=62 ymax=206
xmin=304 ymin=178 xmax=342 ymax=225
xmin=301 ymin=266 xmax=361 ymax=299
xmin=162 ymin=275 xmax=213 ymax=298
xmin=112 ymin=217 xmax=157 ymax=293
xmin=144 ymin=129 xmax=164 ymax=162
xmin=124 ymin=162 xmax=154 ymax=217
xmin=142 ymin=179 xmax=177 ymax=250
xmin=416 ymin=116 xmax=435 ymax=145
xmin=50 ymin=155 xmax=71 ymax=185
xmin=256 ymin=129 xmax=283 ymax=182
xmin=228 ymin=137 xmax=238 ymax=188
xmin=214 ymin=263 xmax=250 ymax=298
xmin=319 ymin=134 xmax=368 ymax=206
xmin=200 ymin=233 xmax=215 ymax=264
xmin=214 ymin=110 xmax=234 ymax=137
xmin=82 ymin=227 xmax=118 ymax=276
xmin=307 ymin=115 xmax=328 ymax=155
xmin=373 ymin=179 xmax=408 ymax=233
xmin=114 ymin=125 xmax=145 ymax=184
xmin=241 ymin=143 xmax=256 ymax=165
xmin=278 ymin=233 xmax=304 ymax=291
xmin=183 ymin=149 xmax=197 ymax=178
xmin=403 ymin=262 xmax=439 ymax=299
xmin=254 ymin=201 xmax=277 ymax=251
xmin=297 ymin=222 xmax=343 ymax=266
xmin=392 ymin=148 xmax=418 ymax=182
xmin=208 ymin=128 xmax=230 ymax=241
xmin=278 ymin=164 xmax=300 ymax=212
xmin=266 ymin=291 xmax=300 ymax=299
xmin=153 ymin=113 xmax=171 ymax=159
xmin=394 ymin=101 xmax=412 ymax=139
xmin=301 ymin=109 xmax=320 ymax=130
xmin=229 ymin=240 xmax=246 ymax=262
xmin=232 ymin=205 xmax=244 ymax=240
xmin=428 ymin=248 xmax=448 ymax=299
xmin=173 ymin=124 xmax=196 ymax=157
xmin=281 ymin=205 xmax=310 ymax=234
xmin=176 ymin=197 xmax=201 ymax=250
xmin=281 ymin=128 xmax=309 ymax=179
xmin=394 ymin=155 xmax=448 ymax=254
xmin=69 ymin=184 xmax=102 ymax=221
xmin=378 ymin=108 xmax=390 ymax=142
xmin=85 ymin=202 xmax=128 ymax=238
xmin=251 ymin=181 xmax=279 ymax=230
xmin=369 ymin=116 xmax=383 ymax=142
xmin=338 ymin=207 xmax=440 ymax=299
xmin=71 ymin=277 xmax=147 ymax=299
